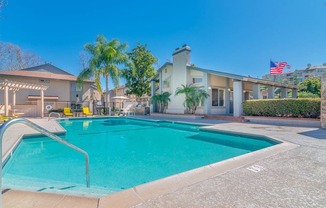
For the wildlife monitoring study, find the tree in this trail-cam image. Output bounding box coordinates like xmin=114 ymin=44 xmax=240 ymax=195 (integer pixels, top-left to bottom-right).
xmin=175 ymin=84 xmax=209 ymax=114
xmin=299 ymin=77 xmax=321 ymax=97
xmin=122 ymin=43 xmax=157 ymax=97
xmin=0 ymin=41 xmax=41 ymax=70
xmin=78 ymin=35 xmax=128 ymax=108
xmin=151 ymin=92 xmax=171 ymax=113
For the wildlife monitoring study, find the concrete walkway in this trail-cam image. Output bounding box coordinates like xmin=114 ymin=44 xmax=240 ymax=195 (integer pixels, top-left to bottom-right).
xmin=2 ymin=116 xmax=326 ymax=208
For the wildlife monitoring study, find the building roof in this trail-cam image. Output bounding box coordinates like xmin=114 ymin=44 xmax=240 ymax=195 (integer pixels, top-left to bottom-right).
xmin=0 ymin=64 xmax=93 ymax=82
xmin=20 ymin=64 xmax=74 ymax=75
xmin=157 ymin=62 xmax=298 ymax=89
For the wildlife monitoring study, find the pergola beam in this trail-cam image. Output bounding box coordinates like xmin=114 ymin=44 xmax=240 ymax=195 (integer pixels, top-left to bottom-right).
xmin=0 ymin=79 xmax=48 ymax=117
xmin=0 ymin=79 xmax=48 ymax=91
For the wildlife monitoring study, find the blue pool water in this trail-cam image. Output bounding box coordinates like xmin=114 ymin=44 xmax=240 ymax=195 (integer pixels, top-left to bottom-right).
xmin=2 ymin=118 xmax=278 ymax=195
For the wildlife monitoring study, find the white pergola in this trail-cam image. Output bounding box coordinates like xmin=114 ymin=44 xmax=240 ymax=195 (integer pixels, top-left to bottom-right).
xmin=0 ymin=79 xmax=48 ymax=118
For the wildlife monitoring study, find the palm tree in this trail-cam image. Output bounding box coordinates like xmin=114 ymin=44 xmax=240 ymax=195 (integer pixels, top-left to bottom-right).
xmin=78 ymin=35 xmax=128 ymax=109
xmin=151 ymin=92 xmax=171 ymax=113
xmin=175 ymin=84 xmax=209 ymax=114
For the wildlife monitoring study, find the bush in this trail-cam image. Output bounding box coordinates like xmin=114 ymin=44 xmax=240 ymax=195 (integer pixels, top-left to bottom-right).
xmin=243 ymin=98 xmax=320 ymax=118
xmin=298 ymin=91 xmax=320 ymax=98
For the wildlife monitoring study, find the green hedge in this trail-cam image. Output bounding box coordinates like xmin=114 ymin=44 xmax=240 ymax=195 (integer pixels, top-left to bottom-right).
xmin=243 ymin=98 xmax=320 ymax=118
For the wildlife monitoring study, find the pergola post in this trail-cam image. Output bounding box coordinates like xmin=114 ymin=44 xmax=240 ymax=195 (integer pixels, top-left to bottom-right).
xmin=41 ymin=90 xmax=44 ymax=118
xmin=280 ymin=87 xmax=288 ymax=98
xmin=253 ymin=84 xmax=260 ymax=99
xmin=268 ymin=86 xmax=275 ymax=99
xmin=292 ymin=89 xmax=298 ymax=98
xmin=4 ymin=85 xmax=8 ymax=116
xmin=12 ymin=90 xmax=16 ymax=107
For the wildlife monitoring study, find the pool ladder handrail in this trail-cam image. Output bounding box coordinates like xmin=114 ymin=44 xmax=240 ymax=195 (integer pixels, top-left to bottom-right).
xmin=48 ymin=112 xmax=61 ymax=121
xmin=0 ymin=118 xmax=90 ymax=205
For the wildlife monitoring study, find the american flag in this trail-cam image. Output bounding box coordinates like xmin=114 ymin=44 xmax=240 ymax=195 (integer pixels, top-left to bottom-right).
xmin=270 ymin=60 xmax=291 ymax=74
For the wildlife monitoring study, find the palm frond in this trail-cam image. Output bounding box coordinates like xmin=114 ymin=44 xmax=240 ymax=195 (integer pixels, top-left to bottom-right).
xmin=77 ymin=67 xmax=93 ymax=83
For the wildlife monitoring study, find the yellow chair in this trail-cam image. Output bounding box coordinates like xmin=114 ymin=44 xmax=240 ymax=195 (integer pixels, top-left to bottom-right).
xmin=63 ymin=107 xmax=73 ymax=117
xmin=0 ymin=115 xmax=10 ymax=122
xmin=83 ymin=107 xmax=93 ymax=116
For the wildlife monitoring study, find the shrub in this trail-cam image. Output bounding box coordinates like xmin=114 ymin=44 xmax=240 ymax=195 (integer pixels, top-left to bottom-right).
xmin=298 ymin=91 xmax=320 ymax=98
xmin=243 ymin=98 xmax=320 ymax=118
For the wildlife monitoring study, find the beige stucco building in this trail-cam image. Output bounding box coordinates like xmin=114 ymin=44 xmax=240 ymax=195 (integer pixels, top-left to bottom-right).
xmin=0 ymin=64 xmax=100 ymax=117
xmin=108 ymin=86 xmax=137 ymax=109
xmin=152 ymin=45 xmax=299 ymax=116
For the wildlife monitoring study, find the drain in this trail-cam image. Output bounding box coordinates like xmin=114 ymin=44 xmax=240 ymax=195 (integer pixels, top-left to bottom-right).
xmin=246 ymin=165 xmax=265 ymax=173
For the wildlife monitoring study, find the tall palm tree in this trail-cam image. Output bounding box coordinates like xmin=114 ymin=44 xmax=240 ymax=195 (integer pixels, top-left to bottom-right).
xmin=78 ymin=35 xmax=128 ymax=109
xmin=175 ymin=84 xmax=209 ymax=114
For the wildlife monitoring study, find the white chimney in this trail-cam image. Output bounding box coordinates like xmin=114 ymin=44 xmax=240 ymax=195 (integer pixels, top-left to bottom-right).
xmin=172 ymin=44 xmax=191 ymax=66
xmin=166 ymin=45 xmax=191 ymax=114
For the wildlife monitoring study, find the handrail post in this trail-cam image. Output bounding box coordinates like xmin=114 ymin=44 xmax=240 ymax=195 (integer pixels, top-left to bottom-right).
xmin=48 ymin=112 xmax=61 ymax=121
xmin=0 ymin=118 xmax=90 ymax=207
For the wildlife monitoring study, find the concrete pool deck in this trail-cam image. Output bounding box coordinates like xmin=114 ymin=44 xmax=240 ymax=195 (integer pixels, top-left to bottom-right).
xmin=2 ymin=116 xmax=326 ymax=208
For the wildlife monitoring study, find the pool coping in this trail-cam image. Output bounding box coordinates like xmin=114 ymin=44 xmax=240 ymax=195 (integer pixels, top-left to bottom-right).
xmin=3 ymin=117 xmax=299 ymax=207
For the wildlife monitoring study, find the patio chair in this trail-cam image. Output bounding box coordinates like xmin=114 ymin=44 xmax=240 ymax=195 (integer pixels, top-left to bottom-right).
xmin=120 ymin=104 xmax=135 ymax=116
xmin=0 ymin=115 xmax=12 ymax=122
xmin=63 ymin=107 xmax=73 ymax=117
xmin=83 ymin=107 xmax=93 ymax=116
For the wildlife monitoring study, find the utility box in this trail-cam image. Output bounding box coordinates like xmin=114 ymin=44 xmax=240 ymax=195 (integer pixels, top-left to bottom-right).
xmin=145 ymin=107 xmax=150 ymax=115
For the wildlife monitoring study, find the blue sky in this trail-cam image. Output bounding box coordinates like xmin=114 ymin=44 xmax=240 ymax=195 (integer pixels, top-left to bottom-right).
xmin=1 ymin=0 xmax=326 ymax=80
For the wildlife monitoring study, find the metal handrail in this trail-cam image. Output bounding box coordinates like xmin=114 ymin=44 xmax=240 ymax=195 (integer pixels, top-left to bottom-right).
xmin=0 ymin=118 xmax=90 ymax=205
xmin=48 ymin=112 xmax=61 ymax=121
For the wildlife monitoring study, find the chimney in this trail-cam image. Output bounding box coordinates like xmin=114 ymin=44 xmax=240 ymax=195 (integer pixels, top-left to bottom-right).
xmin=172 ymin=44 xmax=191 ymax=66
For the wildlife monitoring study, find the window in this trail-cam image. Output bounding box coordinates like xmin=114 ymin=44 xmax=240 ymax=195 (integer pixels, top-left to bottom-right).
xmin=212 ymin=88 xmax=225 ymax=107
xmin=163 ymin=76 xmax=171 ymax=90
xmin=71 ymin=82 xmax=82 ymax=92
xmin=192 ymin=77 xmax=203 ymax=84
xmin=40 ymin=79 xmax=50 ymax=83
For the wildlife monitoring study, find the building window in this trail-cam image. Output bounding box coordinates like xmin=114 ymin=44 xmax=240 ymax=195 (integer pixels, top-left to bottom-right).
xmin=40 ymin=79 xmax=50 ymax=83
xmin=212 ymin=88 xmax=225 ymax=107
xmin=192 ymin=77 xmax=203 ymax=84
xmin=163 ymin=76 xmax=171 ymax=90
xmin=71 ymin=82 xmax=82 ymax=92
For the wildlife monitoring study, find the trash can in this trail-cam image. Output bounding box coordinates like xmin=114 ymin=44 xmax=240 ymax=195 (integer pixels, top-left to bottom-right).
xmin=145 ymin=107 xmax=150 ymax=115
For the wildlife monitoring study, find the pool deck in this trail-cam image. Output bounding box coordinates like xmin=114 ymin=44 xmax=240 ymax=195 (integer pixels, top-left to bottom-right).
xmin=2 ymin=116 xmax=326 ymax=208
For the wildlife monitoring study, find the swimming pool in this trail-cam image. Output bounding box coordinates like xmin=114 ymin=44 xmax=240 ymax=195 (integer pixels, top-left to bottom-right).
xmin=2 ymin=118 xmax=278 ymax=195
